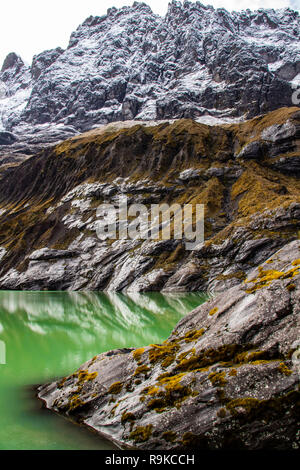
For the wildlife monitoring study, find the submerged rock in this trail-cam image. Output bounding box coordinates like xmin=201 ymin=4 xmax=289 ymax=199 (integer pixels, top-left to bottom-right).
xmin=38 ymin=241 xmax=300 ymax=450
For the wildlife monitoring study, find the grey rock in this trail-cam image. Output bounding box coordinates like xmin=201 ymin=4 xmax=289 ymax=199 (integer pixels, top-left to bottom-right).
xmin=261 ymin=121 xmax=298 ymax=142
xmin=178 ymin=168 xmax=201 ymax=181
xmin=29 ymin=248 xmax=79 ymax=261
xmin=0 ymin=131 xmax=17 ymax=146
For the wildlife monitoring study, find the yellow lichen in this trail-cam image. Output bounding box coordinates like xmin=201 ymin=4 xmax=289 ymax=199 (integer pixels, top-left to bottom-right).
xmin=133 ymin=365 xmax=150 ymax=376
xmin=108 ymin=381 xmax=123 ymax=395
xmin=133 ymin=348 xmax=145 ymax=363
xmin=209 ymin=307 xmax=218 ymax=316
xmin=245 ymin=265 xmax=299 ymax=293
xmin=184 ymin=329 xmax=205 ymax=343
xmin=148 ymin=340 xmax=180 ymax=368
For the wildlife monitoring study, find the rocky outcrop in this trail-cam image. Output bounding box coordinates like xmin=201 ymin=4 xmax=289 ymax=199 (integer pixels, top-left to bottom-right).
xmin=0 ymin=2 xmax=299 ymax=163
xmin=37 ymin=240 xmax=300 ymax=449
xmin=0 ymin=107 xmax=299 ymax=291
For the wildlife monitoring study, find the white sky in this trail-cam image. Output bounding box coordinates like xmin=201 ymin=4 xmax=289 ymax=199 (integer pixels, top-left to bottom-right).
xmin=0 ymin=0 xmax=299 ymax=68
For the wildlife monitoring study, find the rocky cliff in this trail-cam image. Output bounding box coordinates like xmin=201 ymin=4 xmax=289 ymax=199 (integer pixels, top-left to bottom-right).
xmin=0 ymin=106 xmax=299 ymax=291
xmin=38 ymin=240 xmax=300 ymax=449
xmin=0 ymin=1 xmax=300 ymax=165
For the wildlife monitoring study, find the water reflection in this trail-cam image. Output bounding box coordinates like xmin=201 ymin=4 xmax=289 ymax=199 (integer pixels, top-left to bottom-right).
xmin=0 ymin=291 xmax=209 ymax=381
xmin=0 ymin=291 xmax=208 ymax=450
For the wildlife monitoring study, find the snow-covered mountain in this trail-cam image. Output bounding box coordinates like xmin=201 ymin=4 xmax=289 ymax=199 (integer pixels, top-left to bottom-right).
xmin=0 ymin=1 xmax=299 ymax=152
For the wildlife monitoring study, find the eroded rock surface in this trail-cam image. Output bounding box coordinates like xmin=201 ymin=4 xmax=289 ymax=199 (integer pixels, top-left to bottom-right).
xmin=37 ymin=241 xmax=300 ymax=449
xmin=0 ymin=107 xmax=299 ymax=291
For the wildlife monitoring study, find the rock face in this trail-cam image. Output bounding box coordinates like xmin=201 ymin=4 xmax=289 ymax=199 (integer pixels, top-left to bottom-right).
xmin=0 ymin=107 xmax=299 ymax=291
xmin=0 ymin=1 xmax=300 ymax=163
xmin=37 ymin=240 xmax=300 ymax=450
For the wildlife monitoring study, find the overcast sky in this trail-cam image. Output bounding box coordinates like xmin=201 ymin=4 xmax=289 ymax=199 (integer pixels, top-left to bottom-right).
xmin=0 ymin=0 xmax=299 ymax=67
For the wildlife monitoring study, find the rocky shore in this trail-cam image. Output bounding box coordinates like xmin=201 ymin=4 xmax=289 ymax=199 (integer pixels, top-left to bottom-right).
xmin=38 ymin=240 xmax=300 ymax=449
xmin=0 ymin=107 xmax=299 ymax=291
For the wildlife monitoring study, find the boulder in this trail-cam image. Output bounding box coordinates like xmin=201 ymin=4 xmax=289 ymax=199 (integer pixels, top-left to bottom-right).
xmin=38 ymin=240 xmax=300 ymax=450
xmin=0 ymin=131 xmax=17 ymax=146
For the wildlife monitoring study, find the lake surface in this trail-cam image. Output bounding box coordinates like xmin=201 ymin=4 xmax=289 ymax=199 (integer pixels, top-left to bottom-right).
xmin=0 ymin=291 xmax=208 ymax=450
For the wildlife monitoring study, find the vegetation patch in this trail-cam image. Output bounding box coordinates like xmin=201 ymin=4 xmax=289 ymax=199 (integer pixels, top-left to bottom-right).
xmin=162 ymin=431 xmax=177 ymax=443
xmin=130 ymin=424 xmax=153 ymax=443
xmin=245 ymin=264 xmax=299 ymax=293
xmin=121 ymin=411 xmax=136 ymax=425
xmin=108 ymin=381 xmax=123 ymax=395
xmin=133 ymin=348 xmax=145 ymax=364
xmin=277 ymin=362 xmax=293 ymax=376
xmin=208 ymin=371 xmax=227 ymax=387
xmin=184 ymin=329 xmax=205 ymax=342
xmin=209 ymin=307 xmax=218 ymax=316
xmin=148 ymin=340 xmax=180 ymax=368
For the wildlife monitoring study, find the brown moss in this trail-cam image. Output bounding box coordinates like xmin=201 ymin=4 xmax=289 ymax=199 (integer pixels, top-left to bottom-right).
xmin=208 ymin=371 xmax=227 ymax=387
xmin=174 ymin=344 xmax=243 ymax=373
xmin=184 ymin=329 xmax=205 ymax=343
xmin=68 ymin=394 xmax=85 ymax=411
xmin=277 ymin=362 xmax=293 ymax=376
xmin=217 ymin=408 xmax=227 ymax=418
xmin=121 ymin=411 xmax=136 ymax=425
xmin=77 ymin=369 xmax=98 ymax=385
xmin=146 ymin=372 xmax=198 ymax=412
xmin=225 ymin=389 xmax=300 ymax=424
xmin=57 ymin=377 xmax=67 ymax=389
xmin=245 ymin=265 xmax=299 ymax=293
xmin=162 ymin=431 xmax=177 ymax=443
xmin=130 ymin=424 xmax=153 ymax=443
xmin=216 ymin=271 xmax=246 ymax=282
xmin=148 ymin=340 xmax=180 ymax=368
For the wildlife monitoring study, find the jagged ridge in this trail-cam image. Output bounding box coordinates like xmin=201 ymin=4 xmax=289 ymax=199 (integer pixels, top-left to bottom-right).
xmin=0 ymin=1 xmax=299 ymax=163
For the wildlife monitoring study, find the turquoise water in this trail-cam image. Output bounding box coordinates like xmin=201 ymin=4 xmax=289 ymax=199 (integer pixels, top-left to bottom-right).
xmin=0 ymin=291 xmax=208 ymax=450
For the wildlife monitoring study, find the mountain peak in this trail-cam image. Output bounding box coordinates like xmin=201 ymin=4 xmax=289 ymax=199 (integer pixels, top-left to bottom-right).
xmin=1 ymin=52 xmax=24 ymax=73
xmin=0 ymin=2 xmax=299 ymax=139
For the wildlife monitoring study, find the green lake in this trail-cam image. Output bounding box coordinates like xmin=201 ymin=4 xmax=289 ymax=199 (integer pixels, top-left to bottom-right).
xmin=0 ymin=291 xmax=208 ymax=450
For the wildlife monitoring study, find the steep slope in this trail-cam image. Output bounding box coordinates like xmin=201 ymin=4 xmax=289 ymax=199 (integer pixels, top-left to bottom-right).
xmin=38 ymin=240 xmax=300 ymax=449
xmin=0 ymin=106 xmax=299 ymax=291
xmin=0 ymin=1 xmax=299 ymax=163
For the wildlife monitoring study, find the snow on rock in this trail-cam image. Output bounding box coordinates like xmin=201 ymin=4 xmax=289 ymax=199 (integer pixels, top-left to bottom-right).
xmin=0 ymin=1 xmax=299 ymax=157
